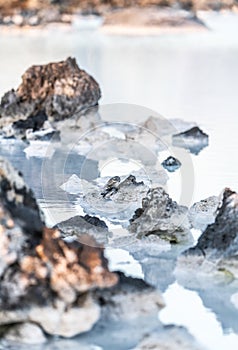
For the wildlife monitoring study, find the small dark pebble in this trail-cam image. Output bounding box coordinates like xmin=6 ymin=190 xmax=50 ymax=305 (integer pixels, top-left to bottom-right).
xmin=161 ymin=156 xmax=181 ymax=172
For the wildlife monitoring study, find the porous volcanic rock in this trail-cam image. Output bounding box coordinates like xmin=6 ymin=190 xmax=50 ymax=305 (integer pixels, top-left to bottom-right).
xmin=178 ymin=188 xmax=238 ymax=278
xmin=56 ymin=214 xmax=109 ymax=245
xmin=0 ymin=57 xmax=101 ymax=138
xmin=129 ymin=187 xmax=190 ymax=243
xmin=133 ymin=325 xmax=204 ymax=350
xmin=95 ymin=272 xmax=165 ymax=322
xmin=188 ymin=195 xmax=219 ymax=231
xmin=0 ymin=157 xmax=117 ymax=338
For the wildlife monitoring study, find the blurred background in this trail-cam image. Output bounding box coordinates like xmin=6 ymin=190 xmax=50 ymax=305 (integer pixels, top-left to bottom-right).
xmin=0 ymin=3 xmax=238 ymax=350
xmin=0 ymin=0 xmax=238 ymax=202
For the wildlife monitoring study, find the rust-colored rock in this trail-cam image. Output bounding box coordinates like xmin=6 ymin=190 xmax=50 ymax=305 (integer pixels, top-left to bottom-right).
xmin=20 ymin=228 xmax=118 ymax=305
xmin=0 ymin=0 xmax=236 ymax=14
xmin=0 ymin=157 xmax=117 ymax=337
xmin=0 ymin=57 xmax=101 ymax=137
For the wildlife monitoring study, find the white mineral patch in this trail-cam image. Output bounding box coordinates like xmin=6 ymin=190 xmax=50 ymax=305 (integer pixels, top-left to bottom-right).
xmin=231 ymin=293 xmax=238 ymax=309
xmin=189 ymin=196 xmax=219 ymax=231
xmin=60 ymin=174 xmax=88 ymax=195
xmin=24 ymin=141 xmax=55 ymax=159
xmin=29 ymin=297 xmax=100 ymax=338
xmin=105 ymin=248 xmax=144 ymax=279
xmin=133 ymin=326 xmax=204 ymax=350
xmin=5 ymin=322 xmax=46 ymax=344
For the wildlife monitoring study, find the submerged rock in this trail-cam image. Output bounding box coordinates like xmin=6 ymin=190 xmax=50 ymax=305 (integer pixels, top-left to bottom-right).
xmin=134 ymin=325 xmax=204 ymax=350
xmin=0 ymin=156 xmax=44 ymax=237
xmin=188 ymin=195 xmax=219 ymax=231
xmin=56 ymin=214 xmax=109 ymax=245
xmin=78 ymin=174 xmax=149 ymax=223
xmin=172 ymin=126 xmax=209 ymax=155
xmin=0 ymin=57 xmax=101 ymax=138
xmin=129 ymin=187 xmax=190 ymax=243
xmin=161 ymin=156 xmax=181 ymax=172
xmin=95 ymin=272 xmax=165 ymax=322
xmin=4 ymin=322 xmax=47 ymax=344
xmin=178 ymin=188 xmax=238 ymax=278
xmin=101 ymin=175 xmax=144 ymax=199
xmin=101 ymin=175 xmax=121 ymax=198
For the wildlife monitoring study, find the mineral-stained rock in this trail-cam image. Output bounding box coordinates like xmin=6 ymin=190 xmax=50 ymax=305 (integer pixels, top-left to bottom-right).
xmin=188 ymin=195 xmax=219 ymax=231
xmin=56 ymin=214 xmax=109 ymax=245
xmin=101 ymin=175 xmax=121 ymax=198
xmin=12 ymin=109 xmax=48 ymax=135
xmin=172 ymin=126 xmax=209 ymax=155
xmin=0 ymin=57 xmax=101 ymax=138
xmin=178 ymin=188 xmax=238 ymax=278
xmin=95 ymin=272 xmax=165 ymax=322
xmin=0 ymin=156 xmax=44 ymax=237
xmin=101 ymin=175 xmax=144 ymax=199
xmin=4 ymin=322 xmax=47 ymax=344
xmin=129 ymin=187 xmax=190 ymax=243
xmin=161 ymin=156 xmax=181 ymax=172
xmin=133 ymin=325 xmax=204 ymax=350
xmin=77 ymin=174 xmax=149 ymax=223
xmin=0 ymin=157 xmax=118 ymax=338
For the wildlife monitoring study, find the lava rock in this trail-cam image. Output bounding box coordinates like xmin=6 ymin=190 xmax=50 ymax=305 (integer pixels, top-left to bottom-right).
xmin=101 ymin=175 xmax=144 ymax=199
xmin=101 ymin=175 xmax=121 ymax=198
xmin=178 ymin=188 xmax=238 ymax=278
xmin=4 ymin=322 xmax=47 ymax=344
xmin=95 ymin=272 xmax=165 ymax=321
xmin=161 ymin=156 xmax=181 ymax=172
xmin=83 ymin=214 xmax=108 ymax=229
xmin=188 ymin=195 xmax=219 ymax=231
xmin=56 ymin=214 xmax=109 ymax=245
xmin=129 ymin=187 xmax=190 ymax=243
xmin=172 ymin=126 xmax=209 ymax=155
xmin=134 ymin=325 xmax=204 ymax=350
xmin=0 ymin=57 xmax=101 ymax=138
xmin=0 ymin=156 xmax=44 ymax=237
xmin=79 ymin=174 xmax=148 ymax=223
xmin=187 ymin=188 xmax=238 ymax=254
xmin=0 ymin=157 xmax=118 ymax=338
xmin=13 ymin=110 xmax=48 ymax=132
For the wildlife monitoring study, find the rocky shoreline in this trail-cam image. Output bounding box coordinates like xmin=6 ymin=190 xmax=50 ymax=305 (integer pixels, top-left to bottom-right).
xmin=0 ymin=0 xmax=237 ymax=32
xmin=0 ymin=57 xmax=238 ymax=348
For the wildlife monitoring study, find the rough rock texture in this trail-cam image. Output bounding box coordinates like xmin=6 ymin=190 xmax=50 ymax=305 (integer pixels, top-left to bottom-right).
xmin=172 ymin=126 xmax=209 ymax=155
xmin=101 ymin=175 xmax=121 ymax=198
xmin=178 ymin=188 xmax=238 ymax=278
xmin=161 ymin=156 xmax=181 ymax=172
xmin=129 ymin=187 xmax=190 ymax=242
xmin=101 ymin=175 xmax=144 ymax=199
xmin=0 ymin=156 xmax=44 ymax=238
xmin=103 ymin=7 xmax=206 ymax=34
xmin=96 ymin=272 xmax=165 ymax=321
xmin=0 ymin=225 xmax=117 ymax=335
xmin=56 ymin=214 xmax=109 ymax=245
xmin=134 ymin=325 xmax=204 ymax=350
xmin=188 ymin=195 xmax=219 ymax=231
xmin=4 ymin=322 xmax=47 ymax=344
xmin=187 ymin=189 xmax=238 ymax=253
xmin=77 ymin=174 xmax=149 ymax=223
xmin=0 ymin=0 xmax=236 ymax=19
xmin=0 ymin=57 xmax=101 ymax=138
xmin=0 ymin=157 xmax=117 ymax=338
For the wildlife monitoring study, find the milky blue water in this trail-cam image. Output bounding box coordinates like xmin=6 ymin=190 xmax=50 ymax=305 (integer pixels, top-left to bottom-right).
xmin=0 ymin=11 xmax=238 ymax=349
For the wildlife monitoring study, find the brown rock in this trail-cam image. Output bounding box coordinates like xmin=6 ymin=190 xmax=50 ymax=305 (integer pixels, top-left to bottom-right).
xmin=0 ymin=57 xmax=101 ymax=136
xmin=0 ymin=157 xmax=117 ymax=339
xmin=19 ymin=228 xmax=118 ymax=305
